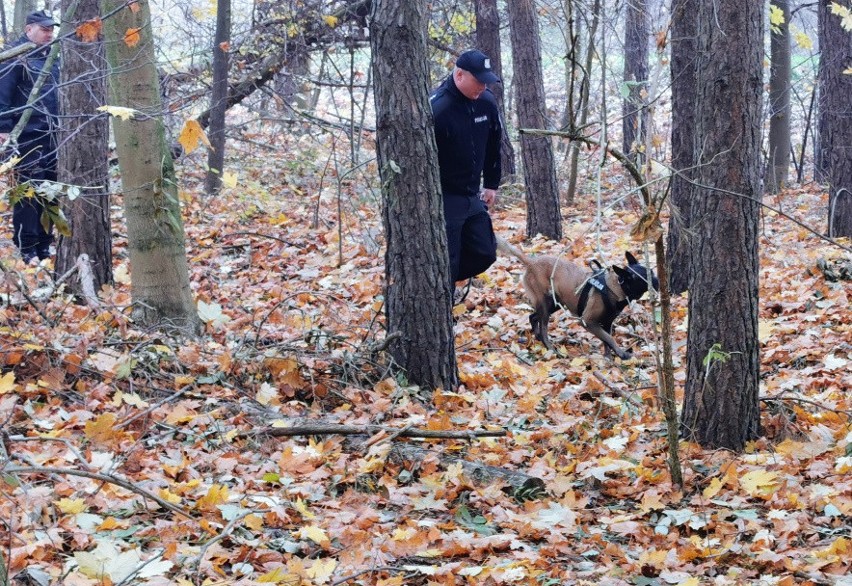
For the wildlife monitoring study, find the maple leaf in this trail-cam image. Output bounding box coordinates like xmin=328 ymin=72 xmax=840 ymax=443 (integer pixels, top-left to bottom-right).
xmin=830 ymin=2 xmax=852 ymax=31
xmin=75 ymin=18 xmax=102 ymax=42
xmin=197 ymin=299 xmax=230 ymax=330
xmin=323 ymin=15 xmax=339 ymax=27
xmin=56 ymin=497 xmax=87 ymax=514
xmin=124 ymin=27 xmax=141 ymax=47
xmin=740 ymin=470 xmax=780 ymax=497
xmin=296 ymin=525 xmax=331 ymax=548
xmin=178 ymin=120 xmax=212 ymax=155
xmin=794 ymin=31 xmax=813 ymax=50
xmin=306 ymin=558 xmax=336 ymax=583
xmin=96 ymin=105 xmax=139 ymax=120
xmin=84 ymin=413 xmax=122 ymax=445
xmin=769 ymin=4 xmax=785 ymax=34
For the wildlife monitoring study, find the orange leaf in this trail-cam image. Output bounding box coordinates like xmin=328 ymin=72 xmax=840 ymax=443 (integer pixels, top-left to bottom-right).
xmin=219 ymin=41 xmax=230 ymax=52
xmin=75 ymin=18 xmax=102 ymax=42
xmin=84 ymin=413 xmax=120 ymax=445
xmin=124 ymin=27 xmax=141 ymax=47
xmin=178 ymin=119 xmax=211 ymax=155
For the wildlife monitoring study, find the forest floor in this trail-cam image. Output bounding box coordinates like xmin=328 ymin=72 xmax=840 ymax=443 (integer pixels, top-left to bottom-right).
xmin=0 ymin=138 xmax=850 ymax=585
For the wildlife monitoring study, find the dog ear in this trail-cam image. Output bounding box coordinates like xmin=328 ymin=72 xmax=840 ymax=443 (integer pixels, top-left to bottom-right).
xmin=625 ymin=251 xmax=639 ymax=265
xmin=612 ymin=265 xmax=629 ymax=279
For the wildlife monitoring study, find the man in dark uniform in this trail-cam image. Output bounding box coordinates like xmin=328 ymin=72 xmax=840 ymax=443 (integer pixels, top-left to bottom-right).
xmin=430 ymin=49 xmax=502 ymax=297
xmin=0 ymin=10 xmax=60 ymax=263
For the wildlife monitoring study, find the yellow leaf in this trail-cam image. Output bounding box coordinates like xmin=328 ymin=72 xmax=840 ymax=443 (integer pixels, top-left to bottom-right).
xmin=124 ymin=27 xmax=141 ymax=47
xmin=794 ymin=31 xmax=813 ymax=50
xmin=84 ymin=413 xmax=119 ymax=444
xmin=196 ymin=484 xmax=229 ymax=511
xmin=677 ymin=579 xmax=701 ymax=586
xmin=703 ymin=477 xmax=724 ymax=499
xmin=740 ymin=469 xmax=780 ymax=497
xmin=158 ymin=488 xmax=182 ymax=504
xmin=758 ymin=320 xmax=774 ymax=343
xmin=222 ymin=171 xmax=238 ymax=188
xmin=844 ymin=66 xmax=852 ymax=75
xmin=323 ymin=15 xmax=339 ymax=27
xmin=56 ymin=497 xmax=87 ymax=514
xmin=96 ymin=105 xmax=139 ymax=121
xmin=769 ymin=4 xmax=785 ymax=33
xmin=306 ymin=558 xmax=336 ymax=583
xmin=244 ymin=514 xmax=263 ymax=530
xmin=298 ymin=525 xmax=330 ymax=548
xmin=0 ymin=371 xmax=16 ymax=394
xmin=178 ymin=119 xmax=211 ymax=155
xmin=293 ymin=498 xmax=316 ymax=519
xmin=257 ymin=566 xmax=299 ymax=583
xmin=830 ymin=2 xmax=852 ymax=31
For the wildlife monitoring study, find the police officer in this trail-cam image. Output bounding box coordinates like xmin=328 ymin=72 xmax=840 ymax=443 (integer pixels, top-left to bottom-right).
xmin=430 ymin=49 xmax=502 ymax=297
xmin=0 ymin=10 xmax=60 ymax=263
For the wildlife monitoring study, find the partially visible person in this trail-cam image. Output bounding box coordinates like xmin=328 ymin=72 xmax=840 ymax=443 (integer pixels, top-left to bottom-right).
xmin=0 ymin=10 xmax=60 ymax=263
xmin=430 ymin=49 xmax=502 ymax=298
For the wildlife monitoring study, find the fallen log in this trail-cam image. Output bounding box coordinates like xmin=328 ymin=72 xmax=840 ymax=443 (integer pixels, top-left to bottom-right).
xmin=239 ymin=424 xmax=506 ymax=441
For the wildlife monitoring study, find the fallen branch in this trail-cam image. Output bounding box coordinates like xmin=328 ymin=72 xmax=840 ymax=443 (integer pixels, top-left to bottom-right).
xmin=239 ymin=423 xmax=506 ymax=440
xmin=388 ymin=443 xmax=546 ymax=497
xmin=4 ymin=465 xmax=193 ymax=520
xmin=593 ymin=371 xmax=644 ymax=406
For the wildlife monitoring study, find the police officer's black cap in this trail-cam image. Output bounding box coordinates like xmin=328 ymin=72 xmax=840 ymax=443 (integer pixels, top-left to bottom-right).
xmin=456 ymin=50 xmax=500 ymax=84
xmin=26 ymin=10 xmax=58 ymax=27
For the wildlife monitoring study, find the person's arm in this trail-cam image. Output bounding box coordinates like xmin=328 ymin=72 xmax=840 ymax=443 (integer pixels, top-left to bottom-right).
xmin=0 ymin=57 xmax=21 ymax=135
xmin=480 ymin=97 xmax=502 ymax=204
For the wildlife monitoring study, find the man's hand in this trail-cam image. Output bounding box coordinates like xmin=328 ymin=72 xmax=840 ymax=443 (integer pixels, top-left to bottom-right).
xmin=480 ymin=188 xmax=497 ymax=207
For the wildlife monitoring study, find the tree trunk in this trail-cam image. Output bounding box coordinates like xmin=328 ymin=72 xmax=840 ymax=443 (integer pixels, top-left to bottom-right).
xmin=508 ymin=0 xmax=562 ymax=240
xmin=55 ymin=0 xmax=111 ymax=297
xmin=682 ymin=0 xmax=762 ymax=451
xmin=622 ymin=0 xmax=649 ymax=163
xmin=818 ymin=0 xmax=852 ymax=237
xmin=13 ymin=0 xmax=37 ymax=35
xmin=665 ymin=0 xmax=697 ymax=295
xmin=765 ymin=0 xmax=792 ymax=195
xmin=475 ymin=0 xmax=516 ymax=179
xmin=205 ymin=0 xmax=231 ymax=196
xmin=101 ymin=0 xmax=199 ymax=330
xmin=370 ymin=0 xmax=458 ymax=393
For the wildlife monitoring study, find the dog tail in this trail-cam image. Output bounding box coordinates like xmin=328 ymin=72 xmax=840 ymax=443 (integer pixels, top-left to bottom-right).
xmin=495 ymin=236 xmax=532 ymax=268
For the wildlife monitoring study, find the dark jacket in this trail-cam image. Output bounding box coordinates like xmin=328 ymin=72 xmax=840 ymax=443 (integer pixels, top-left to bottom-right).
xmin=430 ymin=75 xmax=502 ymax=198
xmin=0 ymin=36 xmax=60 ymax=146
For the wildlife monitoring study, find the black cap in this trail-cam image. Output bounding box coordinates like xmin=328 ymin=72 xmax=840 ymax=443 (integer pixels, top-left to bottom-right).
xmin=456 ymin=50 xmax=500 ymax=84
xmin=26 ymin=10 xmax=58 ymax=27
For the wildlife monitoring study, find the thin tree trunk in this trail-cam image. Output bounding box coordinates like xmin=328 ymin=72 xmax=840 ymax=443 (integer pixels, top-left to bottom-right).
xmin=681 ymin=0 xmax=762 ymax=451
xmin=101 ymin=0 xmax=198 ymax=330
xmin=622 ymin=0 xmax=649 ymax=163
xmin=370 ymin=0 xmax=458 ymax=393
xmin=818 ymin=0 xmax=852 ymax=237
xmin=475 ymin=0 xmax=516 ymax=179
xmin=508 ymin=0 xmax=562 ymax=239
xmin=205 ymin=0 xmax=231 ymax=195
xmin=56 ymin=0 xmax=112 ymax=297
xmin=765 ymin=0 xmax=792 ymax=194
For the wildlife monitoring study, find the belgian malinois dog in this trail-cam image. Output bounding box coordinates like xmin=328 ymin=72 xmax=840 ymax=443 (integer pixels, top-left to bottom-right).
xmin=497 ymin=238 xmax=658 ymax=359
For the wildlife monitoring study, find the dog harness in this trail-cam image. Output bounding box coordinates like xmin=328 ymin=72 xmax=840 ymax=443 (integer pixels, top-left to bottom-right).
xmin=576 ymin=268 xmax=628 ymax=323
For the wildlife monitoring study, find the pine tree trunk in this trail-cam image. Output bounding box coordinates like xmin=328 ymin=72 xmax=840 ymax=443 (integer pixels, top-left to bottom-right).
xmin=475 ymin=0 xmax=516 ymax=179
xmin=370 ymin=0 xmax=458 ymax=393
xmin=818 ymin=0 xmax=852 ymax=237
xmin=101 ymin=0 xmax=198 ymax=330
xmin=508 ymin=0 xmax=562 ymax=240
xmin=681 ymin=0 xmax=762 ymax=451
xmin=665 ymin=0 xmax=697 ymax=295
xmin=765 ymin=0 xmax=792 ymax=195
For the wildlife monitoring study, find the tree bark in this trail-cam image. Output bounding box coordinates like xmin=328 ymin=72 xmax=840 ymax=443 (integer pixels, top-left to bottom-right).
xmin=817 ymin=0 xmax=852 ymax=237
xmin=622 ymin=0 xmax=649 ymax=163
xmin=101 ymin=0 xmax=199 ymax=330
xmin=508 ymin=0 xmax=562 ymax=239
xmin=205 ymin=0 xmax=231 ymax=195
xmin=765 ymin=0 xmax=792 ymax=195
xmin=682 ymin=0 xmax=762 ymax=451
xmin=370 ymin=0 xmax=458 ymax=393
xmin=56 ymin=0 xmax=112 ymax=297
xmin=665 ymin=0 xmax=697 ymax=295
xmin=475 ymin=0 xmax=516 ymax=179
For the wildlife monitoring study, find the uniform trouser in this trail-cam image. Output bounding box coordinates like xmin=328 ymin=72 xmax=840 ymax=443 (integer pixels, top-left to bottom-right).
xmin=10 ymin=137 xmax=56 ymax=260
xmin=444 ymin=194 xmax=497 ymax=289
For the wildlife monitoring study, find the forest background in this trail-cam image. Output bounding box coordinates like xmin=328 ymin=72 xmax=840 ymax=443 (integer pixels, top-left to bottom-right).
xmin=0 ymin=0 xmax=850 ymax=585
